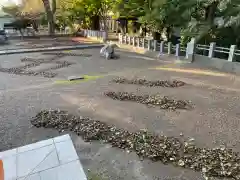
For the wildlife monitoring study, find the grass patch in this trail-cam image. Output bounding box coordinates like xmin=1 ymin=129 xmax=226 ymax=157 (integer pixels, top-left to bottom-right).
xmin=87 ymin=172 xmax=107 ymax=180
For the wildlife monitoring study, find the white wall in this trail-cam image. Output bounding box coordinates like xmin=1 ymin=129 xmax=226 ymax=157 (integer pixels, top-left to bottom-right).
xmin=0 ymin=17 xmax=15 ymax=29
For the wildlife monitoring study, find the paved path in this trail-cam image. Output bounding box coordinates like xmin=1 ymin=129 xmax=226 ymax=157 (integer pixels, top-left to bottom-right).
xmin=0 ymin=48 xmax=239 ymax=180
xmin=0 ymin=134 xmax=86 ymax=180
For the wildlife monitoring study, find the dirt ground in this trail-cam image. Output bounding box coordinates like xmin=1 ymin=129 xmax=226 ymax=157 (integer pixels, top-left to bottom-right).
xmin=0 ymin=47 xmax=239 ymax=180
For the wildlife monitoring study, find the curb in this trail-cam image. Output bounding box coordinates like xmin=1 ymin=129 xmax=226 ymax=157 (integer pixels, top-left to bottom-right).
xmin=7 ymin=34 xmax=74 ymax=40
xmin=0 ymin=44 xmax=104 ymax=55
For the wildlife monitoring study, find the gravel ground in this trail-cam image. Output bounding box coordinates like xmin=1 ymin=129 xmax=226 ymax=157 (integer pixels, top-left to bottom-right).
xmin=0 ymin=48 xmax=240 ymax=180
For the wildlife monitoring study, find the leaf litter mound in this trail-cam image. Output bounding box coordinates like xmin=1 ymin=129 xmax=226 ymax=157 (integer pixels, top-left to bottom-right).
xmin=31 ymin=109 xmax=240 ymax=180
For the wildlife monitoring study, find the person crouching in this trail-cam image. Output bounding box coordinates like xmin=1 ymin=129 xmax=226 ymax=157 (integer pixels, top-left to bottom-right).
xmin=100 ymin=43 xmax=118 ymax=59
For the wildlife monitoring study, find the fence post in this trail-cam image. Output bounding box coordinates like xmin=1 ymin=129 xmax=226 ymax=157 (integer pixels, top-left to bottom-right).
xmin=127 ymin=36 xmax=131 ymax=45
xmin=148 ymin=40 xmax=151 ymax=50
xmin=98 ymin=31 xmax=101 ymax=39
xmin=175 ymin=44 xmax=180 ymax=58
xmin=142 ymin=38 xmax=145 ymax=48
xmin=137 ymin=38 xmax=140 ymax=48
xmin=96 ymin=31 xmax=98 ymax=39
xmin=228 ymin=45 xmax=236 ymax=62
xmin=133 ymin=37 xmax=136 ymax=46
xmin=103 ymin=31 xmax=107 ymax=42
xmin=208 ymin=42 xmax=216 ymax=58
xmin=118 ymin=33 xmax=121 ymax=43
xmin=185 ymin=38 xmax=196 ymax=62
xmin=159 ymin=41 xmax=165 ymax=55
xmin=167 ymin=42 xmax=172 ymax=55
xmin=153 ymin=40 xmax=157 ymax=51
xmin=124 ymin=35 xmax=127 ymax=44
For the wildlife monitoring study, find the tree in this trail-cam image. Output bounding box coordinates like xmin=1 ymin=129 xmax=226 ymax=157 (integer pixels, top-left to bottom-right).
xmin=42 ymin=0 xmax=55 ymax=35
xmin=20 ymin=0 xmax=57 ymax=35
xmin=56 ymin=0 xmax=113 ymax=32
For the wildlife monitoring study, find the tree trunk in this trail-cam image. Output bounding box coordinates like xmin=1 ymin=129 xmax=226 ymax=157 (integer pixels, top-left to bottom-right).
xmin=144 ymin=23 xmax=147 ymax=36
xmin=42 ymin=0 xmax=55 ymax=35
xmin=118 ymin=19 xmax=125 ymax=33
xmin=153 ymin=32 xmax=161 ymax=40
xmin=125 ymin=20 xmax=128 ymax=33
xmin=52 ymin=0 xmax=56 ymax=15
xmin=92 ymin=15 xmax=100 ymax=30
xmin=205 ymin=1 xmax=218 ymax=25
xmin=166 ymin=26 xmax=171 ymax=42
xmin=102 ymin=16 xmax=108 ymax=42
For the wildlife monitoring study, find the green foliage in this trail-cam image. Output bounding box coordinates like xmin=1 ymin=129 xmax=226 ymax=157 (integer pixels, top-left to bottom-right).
xmin=8 ymin=0 xmax=240 ymax=46
xmin=111 ymin=0 xmax=240 ymax=45
xmin=55 ymin=0 xmax=114 ymax=29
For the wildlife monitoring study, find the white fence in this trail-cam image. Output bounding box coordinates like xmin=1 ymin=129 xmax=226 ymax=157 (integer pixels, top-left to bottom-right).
xmin=83 ymin=30 xmax=107 ymax=42
xmin=118 ymin=34 xmax=239 ymax=62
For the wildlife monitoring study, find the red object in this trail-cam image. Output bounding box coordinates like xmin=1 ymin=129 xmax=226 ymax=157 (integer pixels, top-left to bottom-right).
xmin=0 ymin=160 xmax=4 ymax=180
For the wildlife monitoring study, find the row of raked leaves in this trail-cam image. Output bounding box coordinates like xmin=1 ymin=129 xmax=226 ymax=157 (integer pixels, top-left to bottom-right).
xmin=105 ymin=77 xmax=192 ymax=110
xmin=31 ymin=109 xmax=240 ymax=180
xmin=0 ymin=52 xmax=83 ymax=78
